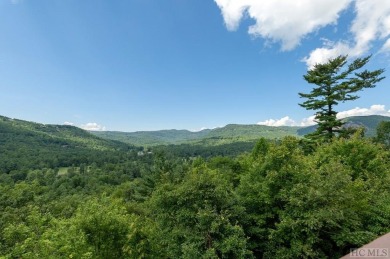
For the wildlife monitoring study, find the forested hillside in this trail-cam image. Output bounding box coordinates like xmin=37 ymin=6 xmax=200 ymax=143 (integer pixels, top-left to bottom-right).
xmin=0 ymin=116 xmax=139 ymax=173
xmin=93 ymin=128 xmax=211 ymax=146
xmin=1 ymin=113 xmax=390 ymax=258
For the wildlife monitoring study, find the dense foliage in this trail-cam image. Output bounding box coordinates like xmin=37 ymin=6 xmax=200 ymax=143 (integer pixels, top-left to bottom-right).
xmin=155 ymin=141 xmax=257 ymax=159
xmin=376 ymin=121 xmax=390 ymax=148
xmin=1 ymin=126 xmax=390 ymax=258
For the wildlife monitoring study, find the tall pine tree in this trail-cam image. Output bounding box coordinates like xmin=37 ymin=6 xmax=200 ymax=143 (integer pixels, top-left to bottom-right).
xmin=299 ymin=55 xmax=385 ymax=141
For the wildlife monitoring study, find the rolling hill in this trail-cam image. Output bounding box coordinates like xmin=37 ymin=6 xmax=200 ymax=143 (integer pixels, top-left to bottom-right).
xmin=0 ymin=116 xmax=136 ymax=173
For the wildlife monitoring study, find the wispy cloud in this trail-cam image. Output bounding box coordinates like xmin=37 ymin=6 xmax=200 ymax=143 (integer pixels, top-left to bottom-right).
xmin=189 ymin=126 xmax=221 ymax=132
xmin=380 ymin=38 xmax=390 ymax=53
xmin=303 ymin=0 xmax=390 ymax=67
xmin=63 ymin=121 xmax=75 ymax=126
xmin=80 ymin=122 xmax=106 ymax=131
xmin=257 ymin=105 xmax=390 ymax=127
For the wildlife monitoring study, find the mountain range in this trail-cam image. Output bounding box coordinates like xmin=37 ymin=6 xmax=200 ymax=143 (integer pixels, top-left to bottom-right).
xmin=1 ymin=115 xmax=389 ymax=150
xmin=92 ymin=115 xmax=390 ymax=146
xmin=1 ymin=114 xmax=389 ymax=171
xmin=92 ymin=124 xmax=301 ymax=146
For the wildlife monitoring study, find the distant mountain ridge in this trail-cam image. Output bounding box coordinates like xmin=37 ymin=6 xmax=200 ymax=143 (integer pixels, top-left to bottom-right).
xmin=92 ymin=124 xmax=301 ymax=146
xmin=92 ymin=115 xmax=390 ymax=146
xmin=3 ymin=114 xmax=387 ymax=174
xmin=1 ymin=114 xmax=389 ymax=149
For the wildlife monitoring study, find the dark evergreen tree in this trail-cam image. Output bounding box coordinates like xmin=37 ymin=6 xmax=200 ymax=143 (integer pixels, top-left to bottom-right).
xmin=299 ymin=55 xmax=385 ymax=140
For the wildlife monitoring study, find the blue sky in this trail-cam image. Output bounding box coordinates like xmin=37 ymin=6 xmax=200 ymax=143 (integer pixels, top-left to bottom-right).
xmin=1 ymin=0 xmax=390 ymax=131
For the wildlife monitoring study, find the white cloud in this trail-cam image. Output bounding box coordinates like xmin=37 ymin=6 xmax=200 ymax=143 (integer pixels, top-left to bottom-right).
xmin=214 ymin=0 xmax=352 ymax=51
xmin=257 ymin=105 xmax=390 ymax=127
xmin=214 ymin=0 xmax=390 ymax=66
xmin=257 ymin=116 xmax=296 ymax=127
xmin=302 ymin=41 xmax=350 ymax=69
xmin=63 ymin=121 xmax=74 ymax=126
xmin=257 ymin=115 xmax=316 ymax=127
xmin=300 ymin=115 xmax=316 ymax=127
xmin=304 ymin=0 xmax=390 ymax=67
xmin=189 ymin=126 xmax=221 ymax=132
xmin=190 ymin=127 xmax=209 ymax=132
xmin=337 ymin=104 xmax=390 ymax=119
xmin=80 ymin=122 xmax=106 ymax=131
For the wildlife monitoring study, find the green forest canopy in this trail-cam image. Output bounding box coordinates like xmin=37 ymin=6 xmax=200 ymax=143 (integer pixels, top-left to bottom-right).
xmin=1 ymin=113 xmax=390 ymax=257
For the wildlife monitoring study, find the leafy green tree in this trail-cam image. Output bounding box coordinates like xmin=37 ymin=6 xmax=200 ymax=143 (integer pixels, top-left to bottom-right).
xmin=237 ymin=135 xmax=390 ymax=258
xmin=146 ymin=164 xmax=252 ymax=258
xmin=375 ymin=121 xmax=390 ymax=148
xmin=251 ymin=138 xmax=270 ymax=159
xmin=299 ymin=55 xmax=385 ymax=141
xmin=237 ymin=137 xmax=307 ymax=257
xmin=2 ymin=206 xmax=53 ymax=258
xmin=74 ymin=196 xmax=131 ymax=259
